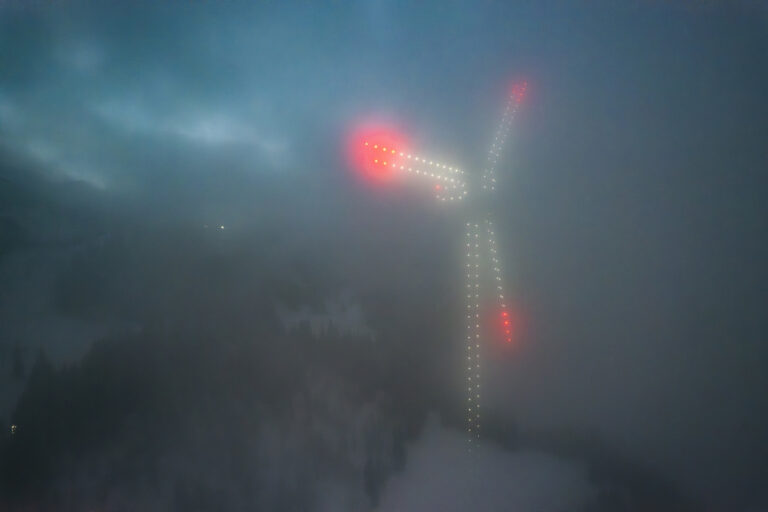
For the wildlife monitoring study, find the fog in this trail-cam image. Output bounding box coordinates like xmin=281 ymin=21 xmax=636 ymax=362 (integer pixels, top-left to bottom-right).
xmin=1 ymin=1 xmax=767 ymax=510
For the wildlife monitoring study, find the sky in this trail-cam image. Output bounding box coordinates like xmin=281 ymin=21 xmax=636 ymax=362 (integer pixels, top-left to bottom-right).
xmin=1 ymin=1 xmax=767 ymax=510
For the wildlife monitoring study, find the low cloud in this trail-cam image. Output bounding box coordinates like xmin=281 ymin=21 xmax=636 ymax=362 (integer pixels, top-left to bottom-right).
xmin=377 ymin=417 xmax=593 ymax=512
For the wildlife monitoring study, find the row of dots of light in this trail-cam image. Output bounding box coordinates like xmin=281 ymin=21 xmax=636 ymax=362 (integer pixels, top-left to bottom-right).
xmin=390 ymin=163 xmax=466 ymax=202
xmin=435 ymin=192 xmax=467 ymax=202
xmin=382 ymin=157 xmax=467 ymax=202
xmin=482 ymin=83 xmax=527 ymax=192
xmin=401 ymin=164 xmax=467 ymax=187
xmin=485 ymin=219 xmax=512 ymax=343
xmin=481 ymin=95 xmax=520 ymax=192
xmin=363 ymin=141 xmax=464 ymax=175
xmin=434 ymin=180 xmax=468 ymax=202
xmin=465 ymin=222 xmax=482 ymax=449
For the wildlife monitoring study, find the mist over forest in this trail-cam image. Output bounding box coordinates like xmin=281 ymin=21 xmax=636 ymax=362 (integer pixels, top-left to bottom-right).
xmin=1 ymin=1 xmax=767 ymax=511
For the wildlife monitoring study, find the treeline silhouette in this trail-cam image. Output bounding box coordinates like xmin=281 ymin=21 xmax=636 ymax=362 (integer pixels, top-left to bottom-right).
xmin=0 ymin=314 xmax=428 ymax=511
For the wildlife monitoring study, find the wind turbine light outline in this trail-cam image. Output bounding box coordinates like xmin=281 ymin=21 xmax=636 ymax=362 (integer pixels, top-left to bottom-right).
xmin=351 ymin=79 xmax=528 ymax=448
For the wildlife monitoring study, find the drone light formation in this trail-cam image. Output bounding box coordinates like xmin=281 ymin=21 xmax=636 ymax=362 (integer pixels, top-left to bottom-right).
xmin=356 ymin=138 xmax=468 ymax=201
xmin=481 ymin=81 xmax=526 ymax=193
xmin=347 ymin=125 xmax=411 ymax=182
xmin=351 ymin=80 xmax=527 ymax=451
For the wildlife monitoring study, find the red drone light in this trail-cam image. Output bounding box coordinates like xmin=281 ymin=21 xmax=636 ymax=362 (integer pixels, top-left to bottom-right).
xmin=500 ymin=308 xmax=519 ymax=344
xmin=510 ymin=80 xmax=528 ymax=105
xmin=501 ymin=303 xmax=530 ymax=348
xmin=347 ymin=124 xmax=409 ymax=183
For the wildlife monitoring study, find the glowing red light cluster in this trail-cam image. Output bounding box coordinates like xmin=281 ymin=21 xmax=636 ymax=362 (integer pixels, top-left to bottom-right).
xmin=510 ymin=81 xmax=528 ymax=104
xmin=346 ymin=125 xmax=409 ymax=182
xmin=501 ymin=309 xmax=514 ymax=343
xmin=363 ymin=141 xmax=401 ymax=168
